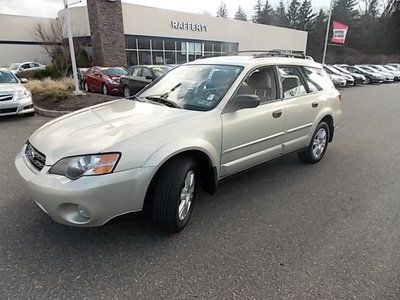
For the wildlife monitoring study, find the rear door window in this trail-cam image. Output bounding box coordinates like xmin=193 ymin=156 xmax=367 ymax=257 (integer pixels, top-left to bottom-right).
xmin=278 ymin=66 xmax=307 ymax=99
xmin=299 ymin=66 xmax=333 ymax=92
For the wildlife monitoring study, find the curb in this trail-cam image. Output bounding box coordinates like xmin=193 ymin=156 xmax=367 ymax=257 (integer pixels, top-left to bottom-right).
xmin=34 ymin=106 xmax=71 ymax=118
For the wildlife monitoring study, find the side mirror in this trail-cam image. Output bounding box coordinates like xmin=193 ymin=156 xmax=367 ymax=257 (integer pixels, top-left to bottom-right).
xmin=234 ymin=94 xmax=260 ymax=110
xmin=145 ymin=75 xmax=154 ymax=80
xmin=20 ymin=78 xmax=28 ymax=83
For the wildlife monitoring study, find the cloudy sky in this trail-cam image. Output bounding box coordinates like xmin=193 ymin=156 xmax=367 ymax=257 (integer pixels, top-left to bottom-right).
xmin=0 ymin=0 xmax=331 ymax=18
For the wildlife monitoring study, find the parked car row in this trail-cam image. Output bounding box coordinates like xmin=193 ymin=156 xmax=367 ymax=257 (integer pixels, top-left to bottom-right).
xmin=323 ymin=63 xmax=400 ymax=87
xmin=81 ymin=65 xmax=175 ymax=96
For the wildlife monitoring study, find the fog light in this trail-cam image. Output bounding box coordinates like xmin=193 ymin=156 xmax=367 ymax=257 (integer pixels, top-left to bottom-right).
xmin=77 ymin=205 xmax=90 ymax=219
xmin=24 ymin=104 xmax=34 ymax=109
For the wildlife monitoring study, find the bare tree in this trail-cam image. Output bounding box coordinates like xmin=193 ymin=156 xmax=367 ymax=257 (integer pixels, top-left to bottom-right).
xmin=33 ymin=18 xmax=85 ymax=78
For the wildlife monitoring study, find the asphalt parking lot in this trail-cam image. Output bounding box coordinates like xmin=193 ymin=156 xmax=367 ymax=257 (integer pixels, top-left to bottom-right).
xmin=1 ymin=83 xmax=400 ymax=299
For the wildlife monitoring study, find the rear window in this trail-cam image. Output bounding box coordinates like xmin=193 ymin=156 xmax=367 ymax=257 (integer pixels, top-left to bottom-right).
xmin=299 ymin=66 xmax=334 ymax=92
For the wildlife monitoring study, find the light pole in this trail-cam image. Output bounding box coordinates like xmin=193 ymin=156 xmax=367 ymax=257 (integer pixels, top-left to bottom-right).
xmin=63 ymin=0 xmax=84 ymax=95
xmin=322 ymin=0 xmax=333 ymax=64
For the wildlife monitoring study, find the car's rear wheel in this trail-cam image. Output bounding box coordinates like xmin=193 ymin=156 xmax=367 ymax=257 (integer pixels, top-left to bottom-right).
xmin=123 ymin=86 xmax=131 ymax=98
xmin=84 ymin=82 xmax=90 ymax=92
xmin=102 ymin=84 xmax=108 ymax=95
xmin=298 ymin=122 xmax=330 ymax=164
xmin=150 ymin=157 xmax=197 ymax=233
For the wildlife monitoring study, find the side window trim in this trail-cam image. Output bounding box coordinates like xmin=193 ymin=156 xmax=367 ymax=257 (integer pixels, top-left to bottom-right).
xmin=277 ymin=65 xmax=309 ymax=100
xmin=299 ymin=66 xmax=323 ymax=93
xmin=222 ymin=64 xmax=283 ymax=114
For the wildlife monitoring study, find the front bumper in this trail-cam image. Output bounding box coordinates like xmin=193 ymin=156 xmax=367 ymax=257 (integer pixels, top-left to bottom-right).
xmin=0 ymin=96 xmax=34 ymax=116
xmin=15 ymin=145 xmax=156 ymax=227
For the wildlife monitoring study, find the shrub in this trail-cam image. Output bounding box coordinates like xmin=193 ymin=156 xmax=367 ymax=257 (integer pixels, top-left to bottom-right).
xmin=24 ymin=77 xmax=74 ymax=95
xmin=41 ymin=90 xmax=70 ymax=101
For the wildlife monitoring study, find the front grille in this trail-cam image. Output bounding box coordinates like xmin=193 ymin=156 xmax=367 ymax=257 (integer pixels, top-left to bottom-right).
xmin=25 ymin=143 xmax=46 ymax=171
xmin=0 ymin=107 xmax=17 ymax=114
xmin=0 ymin=94 xmax=13 ymax=102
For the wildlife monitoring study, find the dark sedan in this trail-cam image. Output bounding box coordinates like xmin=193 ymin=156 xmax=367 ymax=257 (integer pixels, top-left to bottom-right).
xmin=120 ymin=65 xmax=173 ymax=98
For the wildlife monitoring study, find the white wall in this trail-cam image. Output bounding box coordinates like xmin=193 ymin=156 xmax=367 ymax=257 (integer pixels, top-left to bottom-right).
xmin=121 ymin=4 xmax=307 ymax=52
xmin=0 ymin=14 xmax=55 ymax=66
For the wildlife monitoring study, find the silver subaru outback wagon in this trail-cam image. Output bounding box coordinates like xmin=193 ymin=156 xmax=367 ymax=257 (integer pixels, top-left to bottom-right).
xmin=15 ymin=53 xmax=342 ymax=233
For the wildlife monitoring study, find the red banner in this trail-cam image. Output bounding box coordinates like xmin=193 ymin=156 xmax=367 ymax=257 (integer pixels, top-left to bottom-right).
xmin=331 ymin=21 xmax=349 ymax=44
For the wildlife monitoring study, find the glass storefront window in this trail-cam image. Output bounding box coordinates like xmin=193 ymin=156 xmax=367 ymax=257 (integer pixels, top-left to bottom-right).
xmin=152 ymin=40 xmax=163 ymax=50
xmin=152 ymin=51 xmax=164 ymax=65
xmin=139 ymin=51 xmax=152 ymax=64
xmin=138 ymin=38 xmax=150 ymax=50
xmin=127 ymin=50 xmax=138 ymax=65
xmin=125 ymin=36 xmax=238 ymax=66
xmin=164 ymin=41 xmax=175 ymax=51
xmin=126 ymin=37 xmax=137 ymax=50
xmin=165 ymin=51 xmax=175 ymax=64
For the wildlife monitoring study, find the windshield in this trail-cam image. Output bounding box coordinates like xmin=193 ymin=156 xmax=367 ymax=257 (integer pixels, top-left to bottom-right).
xmin=101 ymin=67 xmax=127 ymax=76
xmin=138 ymin=64 xmax=243 ymax=111
xmin=361 ymin=66 xmax=377 ymax=73
xmin=9 ymin=63 xmax=20 ymax=70
xmin=334 ymin=66 xmax=350 ymax=74
xmin=385 ymin=66 xmax=396 ymax=71
xmin=151 ymin=66 xmax=173 ymax=78
xmin=0 ymin=70 xmax=19 ymax=83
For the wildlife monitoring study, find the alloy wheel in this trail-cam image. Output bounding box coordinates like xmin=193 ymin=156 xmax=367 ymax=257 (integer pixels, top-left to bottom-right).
xmin=178 ymin=170 xmax=195 ymax=221
xmin=312 ymin=128 xmax=327 ymax=159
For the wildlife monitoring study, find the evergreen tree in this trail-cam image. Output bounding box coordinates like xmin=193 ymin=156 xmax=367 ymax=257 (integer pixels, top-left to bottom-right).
xmin=216 ymin=1 xmax=229 ymax=18
xmin=298 ymin=0 xmax=317 ymax=30
xmin=234 ymin=6 xmax=248 ymax=21
xmin=275 ymin=1 xmax=289 ymax=27
xmin=287 ymin=0 xmax=301 ymax=29
xmin=253 ymin=0 xmax=264 ymax=23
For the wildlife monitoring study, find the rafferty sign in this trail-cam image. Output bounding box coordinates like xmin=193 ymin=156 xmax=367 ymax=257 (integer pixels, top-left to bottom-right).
xmin=171 ymin=20 xmax=208 ymax=32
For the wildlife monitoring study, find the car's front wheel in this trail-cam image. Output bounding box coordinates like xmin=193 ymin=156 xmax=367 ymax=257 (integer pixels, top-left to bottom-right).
xmin=123 ymin=86 xmax=131 ymax=98
xmin=365 ymin=76 xmax=371 ymax=84
xmin=102 ymin=84 xmax=108 ymax=95
xmin=151 ymin=157 xmax=197 ymax=233
xmin=298 ymin=122 xmax=330 ymax=164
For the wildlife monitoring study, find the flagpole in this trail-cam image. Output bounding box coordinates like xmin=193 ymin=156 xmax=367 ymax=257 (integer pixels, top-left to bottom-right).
xmin=322 ymin=0 xmax=333 ymax=64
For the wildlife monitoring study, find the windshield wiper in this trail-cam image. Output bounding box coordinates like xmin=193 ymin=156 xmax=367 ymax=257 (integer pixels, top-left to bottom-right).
xmin=145 ymin=96 xmax=181 ymax=108
xmin=127 ymin=94 xmax=144 ymax=102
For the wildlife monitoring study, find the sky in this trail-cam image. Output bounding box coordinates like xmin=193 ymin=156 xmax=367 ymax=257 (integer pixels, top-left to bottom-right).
xmin=0 ymin=0 xmax=332 ymax=19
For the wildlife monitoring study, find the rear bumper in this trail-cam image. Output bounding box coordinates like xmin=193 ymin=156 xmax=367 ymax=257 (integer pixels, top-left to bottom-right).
xmin=0 ymin=96 xmax=34 ymax=116
xmin=15 ymin=145 xmax=156 ymax=227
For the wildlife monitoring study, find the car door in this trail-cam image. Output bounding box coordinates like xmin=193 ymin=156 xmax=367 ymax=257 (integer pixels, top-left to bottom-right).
xmin=92 ymin=67 xmax=103 ymax=91
xmin=220 ymin=66 xmax=286 ymax=177
xmin=128 ymin=67 xmax=143 ymax=93
xmin=278 ymin=66 xmax=323 ymax=153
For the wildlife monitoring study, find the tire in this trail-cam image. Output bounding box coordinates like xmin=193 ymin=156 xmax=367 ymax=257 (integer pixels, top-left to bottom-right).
xmin=150 ymin=157 xmax=197 ymax=233
xmin=298 ymin=121 xmax=330 ymax=164
xmin=102 ymin=84 xmax=108 ymax=95
xmin=123 ymin=86 xmax=131 ymax=98
xmin=365 ymin=76 xmax=371 ymax=84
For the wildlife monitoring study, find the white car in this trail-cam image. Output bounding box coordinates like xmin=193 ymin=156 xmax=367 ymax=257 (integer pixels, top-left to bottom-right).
xmin=15 ymin=53 xmax=342 ymax=233
xmin=9 ymin=62 xmax=47 ymax=74
xmin=0 ymin=69 xmax=34 ymax=117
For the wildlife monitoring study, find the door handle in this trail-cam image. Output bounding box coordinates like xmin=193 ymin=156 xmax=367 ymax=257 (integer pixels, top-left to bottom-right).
xmin=312 ymin=102 xmax=319 ymax=108
xmin=272 ymin=110 xmax=282 ymax=118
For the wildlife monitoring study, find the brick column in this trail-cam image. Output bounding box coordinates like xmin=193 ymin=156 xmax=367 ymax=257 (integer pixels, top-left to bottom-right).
xmin=87 ymin=0 xmax=126 ymax=66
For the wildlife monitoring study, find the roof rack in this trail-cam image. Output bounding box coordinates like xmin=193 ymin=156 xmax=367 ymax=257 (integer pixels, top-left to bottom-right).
xmin=197 ymin=50 xmax=311 ymax=60
xmin=237 ymin=50 xmax=307 ymax=59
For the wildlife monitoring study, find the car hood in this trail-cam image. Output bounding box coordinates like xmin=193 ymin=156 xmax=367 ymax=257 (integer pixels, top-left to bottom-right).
xmin=0 ymin=83 xmax=23 ymax=93
xmin=29 ymin=99 xmax=198 ymax=165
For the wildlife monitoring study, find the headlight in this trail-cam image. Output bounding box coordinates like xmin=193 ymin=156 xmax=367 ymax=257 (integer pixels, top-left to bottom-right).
xmin=15 ymin=87 xmax=31 ymax=100
xmin=49 ymin=153 xmax=120 ymax=180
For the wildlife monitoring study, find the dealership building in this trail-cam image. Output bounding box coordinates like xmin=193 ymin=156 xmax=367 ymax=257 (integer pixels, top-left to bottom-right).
xmin=0 ymin=1 xmax=308 ymax=67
